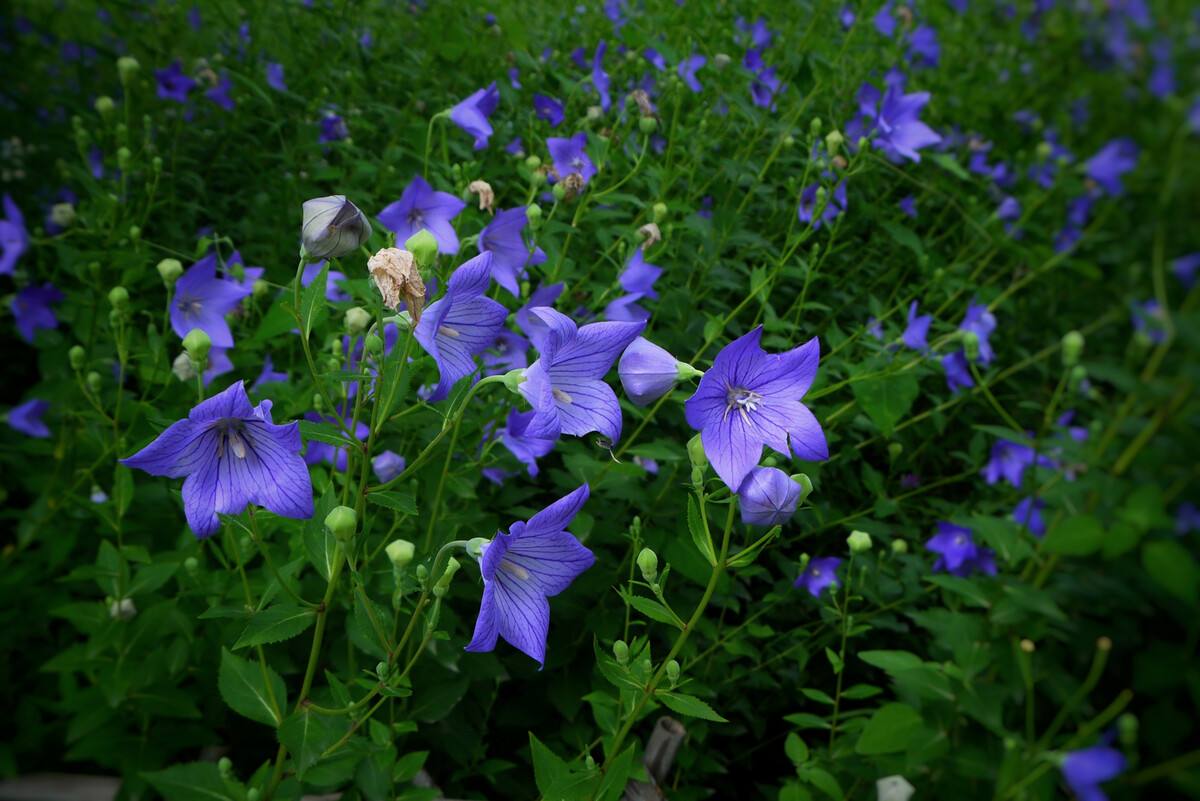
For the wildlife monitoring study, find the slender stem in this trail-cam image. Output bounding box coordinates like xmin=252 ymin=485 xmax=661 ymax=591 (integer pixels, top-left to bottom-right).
xmin=828 ymin=552 xmax=855 ymax=749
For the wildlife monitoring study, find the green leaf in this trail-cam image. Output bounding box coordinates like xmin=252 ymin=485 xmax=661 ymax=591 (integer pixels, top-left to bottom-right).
xmin=305 ymin=489 xmax=338 ymax=581
xmin=113 ymin=464 xmax=134 ymax=517
xmin=367 ymin=489 xmax=418 ymax=516
xmin=1101 ymin=521 xmax=1142 ymax=560
xmin=801 ymin=687 xmax=836 ymax=705
xmin=926 ymin=574 xmax=992 ymax=607
xmin=299 ymin=419 xmax=357 ymax=448
xmin=234 ymin=604 xmax=317 ymax=649
xmin=528 ymin=732 xmax=595 ymax=798
xmin=855 ymin=703 xmax=924 ymax=755
xmin=852 ymin=371 xmax=919 ymax=436
xmin=799 ymin=765 xmax=844 ymax=800
xmin=825 ymin=647 xmax=844 ymax=675
xmin=687 ymin=495 xmax=718 ymax=566
xmin=785 ymin=732 xmax=809 ymax=766
xmin=656 ymin=691 xmax=728 ymax=722
xmin=142 ymin=762 xmax=236 ymax=801
xmin=218 ymin=647 xmax=286 ymax=727
xmin=859 ymin=650 xmax=923 ymax=674
xmin=595 ymin=745 xmax=635 ymax=801
xmin=1142 ymin=540 xmax=1200 ymax=604
xmin=300 ymin=261 xmax=329 ymax=340
xmin=1042 ymin=515 xmax=1103 ymax=556
xmin=879 ymin=221 xmax=924 ymax=260
xmin=623 ymin=592 xmax=683 ymax=629
xmin=279 ymin=708 xmax=346 ymax=778
xmin=929 ymin=152 xmax=971 ymax=180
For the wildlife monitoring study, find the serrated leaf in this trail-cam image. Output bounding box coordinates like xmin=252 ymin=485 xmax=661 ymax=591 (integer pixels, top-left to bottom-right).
xmin=855 ymin=703 xmax=923 ymax=755
xmin=656 ymin=691 xmax=728 ymax=722
xmin=367 ymin=490 xmax=418 ymax=515
xmin=234 ymin=604 xmax=317 ymax=649
xmin=218 ymin=647 xmax=286 ymax=727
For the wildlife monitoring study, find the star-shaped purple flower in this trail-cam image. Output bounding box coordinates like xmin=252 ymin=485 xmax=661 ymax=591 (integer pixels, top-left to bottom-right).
xmin=902 ymin=301 xmax=932 ymax=350
xmin=318 ymin=113 xmax=349 ymax=143
xmin=379 ymin=175 xmax=467 ymax=255
xmin=479 ymin=207 xmax=547 ymax=295
xmin=925 ymin=522 xmax=996 ymax=577
xmin=171 ymin=253 xmax=253 ymax=347
xmin=498 ymin=408 xmax=557 ymax=477
xmin=959 ymin=300 xmax=997 ymax=365
xmin=206 ymin=73 xmax=235 ymax=111
xmin=156 ymin=61 xmax=196 ymax=103
xmin=265 ymin=62 xmax=287 ymax=92
xmin=684 ymin=327 xmax=827 ymax=491
xmin=678 ymin=54 xmax=706 ymax=93
xmin=12 ymin=283 xmax=63 ymax=343
xmin=851 ymin=80 xmax=942 ymax=163
xmin=7 ymin=398 xmax=50 ymax=438
xmin=1013 ymin=497 xmax=1046 ymax=537
xmin=1085 ymin=138 xmax=1138 ymax=197
xmin=941 ymin=350 xmax=974 ymax=393
xmin=592 ymin=41 xmax=611 ymax=111
xmin=795 ymin=557 xmax=841 ymax=597
xmin=547 ymin=132 xmax=597 ymax=184
xmin=449 ymin=82 xmax=500 ymax=150
xmin=122 ymin=381 xmax=313 ymax=538
xmin=0 ymin=194 xmax=29 ymax=275
xmin=983 ymin=438 xmax=1052 ymax=487
xmin=533 ymin=94 xmax=565 ymax=127
xmin=465 ymin=484 xmax=594 ymax=665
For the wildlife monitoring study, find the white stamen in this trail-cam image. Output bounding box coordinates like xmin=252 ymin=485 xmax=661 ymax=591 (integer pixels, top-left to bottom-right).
xmin=229 ymin=432 xmax=248 ymax=459
xmin=553 ymin=388 xmax=573 ymax=404
xmin=438 ymin=325 xmax=460 ymax=338
xmin=500 ymin=558 xmax=530 ymax=580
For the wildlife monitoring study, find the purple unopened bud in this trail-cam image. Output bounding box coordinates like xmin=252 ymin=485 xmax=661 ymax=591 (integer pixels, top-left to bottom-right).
xmin=737 ymin=466 xmax=801 ymax=526
xmin=301 ymin=195 xmax=372 ymax=260
xmin=618 ymin=337 xmax=700 ymax=406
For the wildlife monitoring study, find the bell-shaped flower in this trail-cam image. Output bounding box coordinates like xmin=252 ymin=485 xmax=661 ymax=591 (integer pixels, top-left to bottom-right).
xmin=534 ymin=94 xmax=565 ymax=127
xmin=795 ymin=556 xmax=841 ymax=597
xmin=12 ymin=283 xmax=62 ymax=343
xmin=901 ymin=300 xmax=932 ymax=351
xmin=378 ymin=176 xmax=466 ymax=256
xmin=547 ymin=133 xmax=597 ymax=184
xmin=498 ymin=408 xmax=557 ymax=477
xmin=618 ymin=337 xmax=699 ymax=406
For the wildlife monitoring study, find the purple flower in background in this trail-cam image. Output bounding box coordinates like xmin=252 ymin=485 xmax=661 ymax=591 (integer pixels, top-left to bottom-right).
xmin=619 ymin=337 xmax=682 ymax=405
xmin=592 ymin=41 xmax=612 ymax=111
xmin=12 ymin=283 xmax=62 ymax=342
xmin=1085 ymin=138 xmax=1138 ymax=197
xmin=519 ymin=307 xmax=645 ymax=441
xmin=795 ymin=557 xmax=841 ymax=597
xmin=505 ymin=137 xmax=524 ymax=156
xmin=618 ymin=247 xmax=662 ymax=298
xmin=498 ymin=408 xmax=557 ymax=477
xmin=265 ymin=62 xmax=287 ymax=92
xmin=7 ymin=399 xmax=50 ymax=438
xmin=571 ymin=47 xmax=588 ymax=70
xmin=122 ymin=381 xmax=313 ymax=538
xmin=318 ymin=113 xmax=349 ymax=143
xmin=449 ymin=82 xmax=500 ymax=149
xmin=902 ymin=301 xmax=932 ymax=350
xmin=926 ymin=522 xmax=996 ymax=577
xmin=604 ymin=293 xmax=650 ymax=323
xmin=634 ymin=456 xmax=659 ymax=474
xmin=941 ymin=351 xmax=974 ymax=393
xmin=798 ymin=181 xmax=847 ymax=230
xmin=899 ymin=195 xmax=919 ymax=220
xmin=548 ymin=132 xmax=597 ymax=184
xmin=252 ymin=354 xmax=288 ymax=390
xmin=997 ymin=196 xmax=1021 ymax=234
xmin=1061 ymin=746 xmax=1125 ymax=801
xmin=171 ymin=253 xmax=253 ymax=347
xmin=516 ymin=284 xmax=565 ymax=336
xmin=1131 ymin=299 xmax=1166 ymax=344
xmin=379 ymin=175 xmax=467 ymax=255
xmin=983 ymin=438 xmax=1050 ymax=487
xmin=479 ymin=207 xmax=547 ymax=295
xmin=483 ymin=330 xmax=529 ymax=376
xmin=203 ymin=347 xmax=234 ymax=387
xmin=867 ymin=317 xmax=885 ymax=340
xmin=222 ymin=250 xmax=264 ymax=294
xmin=684 ymin=327 xmax=827 ymax=491
xmin=533 ymin=94 xmax=565 ymax=127
xmin=508 ymin=66 xmax=521 ymax=89
xmin=301 ymin=261 xmax=350 ymax=303
xmin=465 ymin=484 xmax=594 ymax=666
xmin=206 ymin=73 xmax=235 ymax=111
xmin=1172 ymin=253 xmax=1200 ymax=288
xmin=304 ymin=410 xmax=368 ymax=472
xmin=0 ymin=194 xmax=29 ymax=274
xmin=678 ymin=54 xmax=706 ymax=93
xmin=156 ymin=61 xmax=196 ymax=103
xmin=1013 ymin=497 xmax=1046 ymax=536
xmin=908 ymin=25 xmax=939 ymax=67
xmin=414 ymin=253 xmax=507 ymax=401
xmin=372 ymin=450 xmax=406 ymax=483
xmin=873 ymin=2 xmax=896 ymax=35
xmin=960 ymin=301 xmax=997 ymax=364
xmin=644 ymin=47 xmax=666 ymax=70
xmin=751 ymin=67 xmax=783 ymax=108
xmin=738 ymin=466 xmax=801 ymax=526
xmin=858 ymin=82 xmax=942 ymax=163
xmin=1176 ymin=502 xmax=1200 ymax=536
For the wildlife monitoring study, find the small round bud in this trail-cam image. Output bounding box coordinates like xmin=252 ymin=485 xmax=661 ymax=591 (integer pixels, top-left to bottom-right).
xmin=637 ymin=548 xmax=659 ymax=584
xmin=364 ymin=333 xmax=383 ymax=355
xmin=524 ymin=155 xmax=542 ymax=171
xmin=1117 ymin=713 xmax=1138 ymax=745
xmin=1069 ymin=364 xmax=1088 ymax=391
xmin=652 ymin=202 xmax=668 ymax=223
xmin=117 ymin=147 xmax=132 ymax=170
xmin=129 ymin=225 xmax=141 ymax=241
xmin=665 ymin=659 xmax=680 ymax=683
xmin=613 ymin=639 xmax=630 ymax=665
xmin=415 ymin=564 xmax=428 ymax=584
xmin=551 ymin=183 xmax=566 ymax=201
xmin=810 ymin=117 xmax=822 ymax=137
xmin=638 ymin=116 xmax=657 ymax=134
xmin=847 ymin=530 xmax=873 ymax=554
xmin=68 ymin=345 xmax=86 ymax=371
xmin=1096 ymin=635 xmax=1112 ymax=652
xmin=891 ymin=539 xmax=908 ymax=554
xmin=825 ymin=130 xmax=844 ymax=153
xmin=344 ymin=306 xmax=372 ymax=335
xmin=182 ymin=328 xmax=212 ymax=362
xmin=586 ymin=105 xmax=602 ymax=121
xmin=1020 ymin=638 xmax=1036 ymax=653
xmin=94 ymin=96 xmax=116 ymax=119
xmin=117 ymin=56 xmax=140 ymax=83
xmin=1035 ymin=141 xmax=1053 ymax=161
xmin=782 ymin=134 xmax=795 ymax=149
xmin=246 ymin=790 xmax=260 ymax=801
xmin=87 ymin=371 xmax=103 ymax=393
xmin=585 ymin=756 xmax=596 ymax=770
xmin=324 ymin=505 xmax=357 ymax=541
xmin=525 ymin=203 xmax=543 ymax=228
xmin=247 ymin=279 xmax=267 ymax=299
xmin=1061 ymin=330 xmax=1084 ymax=367
xmin=152 ymin=156 xmax=163 ymax=172
xmin=961 ymin=330 xmax=980 ymax=362
xmin=156 ymin=258 xmax=184 ymax=285
xmin=184 ymin=556 xmax=200 ymax=573
xmin=887 ymin=442 xmax=903 ymax=461
xmin=686 ymin=433 xmax=708 ymax=471
xmin=108 ymin=286 xmax=129 ymax=310
xmin=376 ymin=661 xmax=389 ymax=679
xmin=385 ymin=539 xmax=415 ymax=569
xmin=217 ymin=757 xmax=233 ymax=777
xmin=404 ymin=229 xmax=438 ymax=268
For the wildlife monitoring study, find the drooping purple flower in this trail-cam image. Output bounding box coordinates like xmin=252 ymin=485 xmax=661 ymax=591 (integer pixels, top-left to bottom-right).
xmin=414 ymin=253 xmax=507 ymax=401
xmin=206 ymin=73 xmax=235 ymax=111
xmin=12 ymin=283 xmax=63 ymax=343
xmin=618 ymin=337 xmax=682 ymax=406
xmin=643 ymin=47 xmax=666 ymax=71
xmin=794 ymin=556 xmax=841 ymax=597
xmin=318 ymin=113 xmax=349 ymax=143
xmin=798 ymin=181 xmax=847 ymax=230
xmin=1013 ymin=497 xmax=1046 ymax=537
xmin=908 ymin=25 xmax=940 ymax=67
xmin=449 ymin=82 xmax=500 ymax=149
xmin=738 ymin=466 xmax=801 ymax=526
xmin=252 ymin=354 xmax=288 ymax=390
xmin=265 ymin=62 xmax=287 ymax=92
xmin=592 ymin=41 xmax=611 ymax=112
xmin=941 ymin=351 xmax=974 ymax=393
xmin=379 ymin=175 xmax=467 ymax=255
xmin=983 ymin=438 xmax=1051 ymax=487
xmin=303 ymin=410 xmax=368 ymax=472
xmin=465 ymin=484 xmax=594 ymax=665
xmin=519 ymin=307 xmax=645 ymax=441
xmin=7 ymin=398 xmax=50 ymax=438
xmin=171 ymin=253 xmax=253 ymax=347
xmin=1172 ymin=253 xmax=1200 ymax=288
xmin=677 ymin=54 xmax=705 ymax=93
xmin=0 ymin=194 xmax=29 ymax=275
xmin=156 ymin=61 xmax=196 ymax=103
xmin=479 ymin=206 xmax=547 ymax=295
xmin=873 ymin=2 xmax=896 ymax=36
xmin=372 ymin=450 xmax=406 ymax=483
xmin=1085 ymin=138 xmax=1138 ymax=197
xmin=684 ymin=327 xmax=827 ymax=491
xmin=122 ymin=381 xmax=313 ymax=538
xmin=902 ymin=301 xmax=932 ymax=351
xmin=547 ymin=132 xmax=597 ymax=184
xmin=533 ymin=94 xmax=565 ymax=127
xmin=925 ymin=522 xmax=996 ymax=577
xmin=960 ymin=300 xmax=997 ymax=365
xmin=498 ymin=408 xmax=557 ymax=477
xmin=1176 ymin=502 xmax=1200 ymax=536
xmin=1061 ymin=746 xmax=1125 ymax=801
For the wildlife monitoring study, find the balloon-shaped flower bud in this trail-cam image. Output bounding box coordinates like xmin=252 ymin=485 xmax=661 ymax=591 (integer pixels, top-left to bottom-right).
xmin=825 ymin=130 xmax=845 ymax=154
xmin=618 ymin=337 xmax=701 ymax=406
xmin=368 ymin=247 xmax=425 ymax=321
xmin=687 ymin=433 xmax=708 ymax=471
xmin=385 ymin=539 xmax=415 ymax=569
xmin=301 ymin=195 xmax=372 ymax=260
xmin=117 ymin=56 xmax=140 ymax=83
xmin=1061 ymin=330 xmax=1084 ymax=367
xmin=95 ymin=96 xmax=116 ymax=119
xmin=737 ymin=466 xmax=801 ymax=526
xmin=847 ymin=529 xmax=873 ymax=553
xmin=961 ymin=330 xmax=980 ymax=362
xmin=613 ymin=639 xmax=630 ymax=665
xmin=892 ymin=539 xmax=909 ymax=554
xmin=156 ymin=258 xmax=183 ymax=285
xmin=182 ymin=328 xmax=212 ymax=363
xmin=325 ymin=505 xmax=357 ymax=541
xmin=68 ymin=345 xmax=86 ymax=371
xmin=404 ymin=229 xmax=438 ymax=269
xmin=108 ymin=286 xmax=129 ymax=311
xmin=665 ymin=659 xmax=680 ymax=684
xmin=636 ymin=547 xmax=659 ymax=584
xmin=344 ymin=306 xmax=372 ymax=335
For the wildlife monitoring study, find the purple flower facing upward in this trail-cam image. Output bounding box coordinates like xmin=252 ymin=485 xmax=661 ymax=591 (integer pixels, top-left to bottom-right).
xmin=372 ymin=450 xmax=406 ymax=483
xmin=547 ymin=133 xmax=597 ymax=184
xmin=618 ymin=247 xmax=662 ymax=298
xmin=678 ymin=54 xmax=706 ymax=93
xmin=156 ymin=61 xmax=196 ymax=103
xmin=7 ymin=398 xmax=50 ymax=438
xmin=1085 ymin=138 xmax=1138 ymax=197
xmin=738 ymin=466 xmax=801 ymax=526
xmin=798 ymin=181 xmax=848 ymax=230
xmin=498 ymin=408 xmax=557 ymax=477
xmin=960 ymin=300 xmax=997 ymax=365
xmin=795 ymin=557 xmax=841 ymax=597
xmin=318 ymin=113 xmax=349 ymax=143
xmin=171 ymin=253 xmax=253 ymax=347
xmin=1061 ymin=746 xmax=1125 ymax=801
xmin=592 ymin=41 xmax=611 ymax=111
xmin=122 ymin=381 xmax=313 ymax=538
xmin=519 ymin=307 xmax=645 ymax=442
xmin=479 ymin=207 xmax=547 ymax=295
xmin=265 ymin=62 xmax=287 ymax=92
xmin=466 ymin=484 xmax=594 ymax=666
xmin=0 ymin=194 xmax=29 ymax=275
xmin=1013 ymin=497 xmax=1046 ymax=537
xmin=983 ymin=438 xmax=1051 ymax=487
xmin=941 ymin=351 xmax=974 ymax=393
xmin=12 ymin=283 xmax=63 ymax=343
xmin=206 ymin=73 xmax=235 ymax=111
xmin=851 ymin=80 xmax=942 ymax=163
xmin=449 ymin=82 xmax=500 ymax=149
xmin=902 ymin=301 xmax=932 ymax=351
xmin=414 ymin=253 xmax=507 ymax=401
xmin=618 ymin=337 xmax=686 ymax=406
xmin=750 ymin=67 xmax=783 ymax=109
xmin=533 ymin=94 xmax=565 ymax=127
xmin=684 ymin=327 xmax=827 ymax=491
xmin=925 ymin=522 xmax=997 ymax=577
xmin=379 ymin=175 xmax=467 ymax=255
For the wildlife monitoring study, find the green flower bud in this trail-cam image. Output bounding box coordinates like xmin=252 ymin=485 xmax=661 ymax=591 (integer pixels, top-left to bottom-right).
xmin=156 ymin=258 xmax=183 ymax=284
xmin=117 ymin=147 xmax=132 ymax=170
xmin=887 ymin=442 xmax=903 ymax=461
xmin=824 ymin=130 xmax=844 ymax=154
xmin=1068 ymin=364 xmax=1087 ymax=392
xmin=500 ymin=367 xmax=527 ymax=394
xmin=675 ymin=360 xmax=703 ymax=381
xmin=344 ymin=306 xmax=372 ymax=335
xmin=246 ymin=790 xmax=260 ymax=801
xmin=665 ymin=659 xmax=680 ymax=684
xmin=686 ymin=433 xmax=708 ymax=471
xmin=524 ymin=155 xmax=542 ymax=171
xmin=530 ymin=170 xmax=547 ymax=187
xmin=252 ymin=279 xmax=269 ymax=298
xmin=891 ymin=539 xmax=908 ymax=554
xmin=182 ymin=328 xmax=212 ymax=363
xmin=525 ymin=204 xmax=543 ymax=230
xmin=385 ymin=539 xmax=415 ymax=569
xmin=94 ymin=96 xmax=116 ymax=119
xmin=108 ymin=286 xmax=129 ymax=310
xmin=376 ymin=661 xmax=389 ymax=679
xmin=1061 ymin=330 xmax=1084 ymax=367
xmin=782 ymin=134 xmax=795 ymax=148
xmin=117 ymin=56 xmax=140 ymax=84
xmin=1035 ymin=141 xmax=1053 ymax=161
xmin=638 ymin=116 xmax=657 ymax=134
xmin=793 ymin=473 xmax=814 ymax=503
xmin=810 ymin=117 xmax=822 ymax=137
xmin=613 ymin=639 xmax=629 ymax=665
xmin=68 ymin=345 xmax=86 ymax=371
xmin=364 ymin=333 xmax=383 ymax=355
xmin=152 ymin=156 xmax=163 ymax=173
xmin=847 ymin=530 xmax=873 ymax=554
xmin=551 ymin=183 xmax=566 ymax=201
xmin=961 ymin=330 xmax=980 ymax=362
xmin=325 ymin=505 xmax=357 ymax=541
xmin=184 ymin=556 xmax=200 ymax=573
xmin=217 ymin=757 xmax=233 ymax=777
xmin=637 ymin=547 xmax=659 ymax=584
xmin=652 ymin=202 xmax=668 ymax=223
xmin=415 ymin=564 xmax=428 ymax=585
xmin=404 ymin=229 xmax=438 ymax=268
xmin=1117 ymin=713 xmax=1138 ymax=746
xmin=129 ymin=225 xmax=141 ymax=241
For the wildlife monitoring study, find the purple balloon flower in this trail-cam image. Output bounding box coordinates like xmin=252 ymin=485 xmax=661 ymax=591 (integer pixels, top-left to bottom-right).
xmin=449 ymin=82 xmax=500 ymax=150
xmin=751 ymin=67 xmax=784 ymax=109
xmin=372 ymin=450 xmax=407 ymax=483
xmin=122 ymin=381 xmax=313 ymax=538
xmin=678 ymin=54 xmax=706 ymax=93
xmin=251 ymin=354 xmax=288 ymax=390
xmin=983 ymin=438 xmax=1051 ymax=487
xmin=547 ymin=132 xmax=597 ymax=184
xmin=498 ymin=408 xmax=557 ymax=477
xmin=798 ymin=181 xmax=848 ymax=230
xmin=7 ymin=398 xmax=50 ymax=438
xmin=12 ymin=283 xmax=63 ymax=342
xmin=738 ymin=466 xmax=801 ymax=526
xmin=155 ymin=61 xmax=196 ymax=103
xmin=516 ymin=283 xmax=565 ymax=337
xmin=379 ymin=175 xmax=467 ymax=255
xmin=643 ymin=47 xmax=666 ymax=70
xmin=1172 ymin=252 xmax=1200 ymax=288
xmin=479 ymin=207 xmax=547 ymax=295
xmin=318 ymin=113 xmax=349 ymax=143
xmin=1085 ymin=138 xmax=1138 ymax=197
xmin=873 ymin=3 xmax=896 ymax=36
xmin=203 ymin=347 xmax=234 ymax=387
xmin=852 ymin=80 xmax=942 ymax=163
xmin=618 ymin=337 xmax=681 ymax=406
xmin=902 ymin=301 xmax=932 ymax=350
xmin=465 ymin=484 xmax=595 ymax=665
xmin=1061 ymin=746 xmax=1125 ymax=801
xmin=533 ymin=94 xmax=565 ymax=127
xmin=592 ymin=41 xmax=611 ymax=111
xmin=795 ymin=556 xmax=841 ymax=597
xmin=941 ymin=350 xmax=974 ymax=393
xmin=206 ymin=73 xmax=235 ymax=111
xmin=0 ymin=194 xmax=29 ymax=275
xmin=1175 ymin=502 xmax=1200 ymax=536
xmin=618 ymin=247 xmax=662 ymax=298
xmin=908 ymin=25 xmax=940 ymax=67
xmin=1013 ymin=497 xmax=1046 ymax=537
xmin=925 ymin=522 xmax=996 ymax=577
xmin=519 ymin=307 xmax=645 ymax=442
xmin=265 ymin=62 xmax=287 ymax=92
xmin=171 ymin=253 xmax=253 ymax=347
xmin=604 ymin=293 xmax=650 ymax=323
xmin=684 ymin=327 xmax=827 ymax=491
xmin=959 ymin=300 xmax=997 ymax=365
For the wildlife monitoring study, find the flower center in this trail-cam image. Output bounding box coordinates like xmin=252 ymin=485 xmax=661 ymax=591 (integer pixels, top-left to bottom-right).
xmin=725 ymin=386 xmax=763 ymax=419
xmin=552 ymin=388 xmax=573 ymax=404
xmin=177 ymin=297 xmax=203 ymax=317
xmin=811 ymin=568 xmax=821 ymax=577
xmin=570 ymin=157 xmax=584 ymax=170
xmin=954 ymin=535 xmax=965 ymax=547
xmin=408 ymin=210 xmax=424 ymax=227
xmin=214 ymin=419 xmax=250 ymax=460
